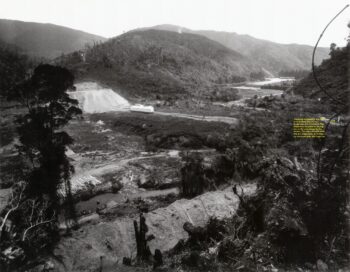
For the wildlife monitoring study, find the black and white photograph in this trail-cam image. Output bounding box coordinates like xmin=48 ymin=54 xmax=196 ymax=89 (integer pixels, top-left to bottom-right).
xmin=0 ymin=0 xmax=349 ymax=271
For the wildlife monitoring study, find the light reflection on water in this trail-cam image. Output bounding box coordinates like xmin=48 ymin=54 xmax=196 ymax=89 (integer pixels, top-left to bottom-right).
xmin=216 ymin=77 xmax=294 ymax=107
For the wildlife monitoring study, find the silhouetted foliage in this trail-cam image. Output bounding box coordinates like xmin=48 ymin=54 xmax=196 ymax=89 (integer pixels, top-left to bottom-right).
xmin=11 ymin=65 xmax=81 ymax=207
xmin=134 ymin=213 xmax=152 ymax=262
xmin=180 ymin=153 xmax=208 ymax=198
xmin=0 ymin=64 xmax=82 ymax=269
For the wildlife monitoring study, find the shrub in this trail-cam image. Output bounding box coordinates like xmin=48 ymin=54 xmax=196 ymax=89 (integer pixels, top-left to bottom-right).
xmin=180 ymin=153 xmax=208 ymax=198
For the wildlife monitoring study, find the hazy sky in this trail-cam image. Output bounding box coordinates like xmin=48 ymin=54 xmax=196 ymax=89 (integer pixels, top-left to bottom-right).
xmin=0 ymin=0 xmax=349 ymax=47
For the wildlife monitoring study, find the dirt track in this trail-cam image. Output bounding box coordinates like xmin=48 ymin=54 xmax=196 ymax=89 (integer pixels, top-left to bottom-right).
xmin=155 ymin=111 xmax=238 ymax=125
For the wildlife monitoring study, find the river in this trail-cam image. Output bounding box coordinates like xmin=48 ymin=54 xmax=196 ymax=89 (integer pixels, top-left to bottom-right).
xmin=215 ymin=77 xmax=295 ymax=107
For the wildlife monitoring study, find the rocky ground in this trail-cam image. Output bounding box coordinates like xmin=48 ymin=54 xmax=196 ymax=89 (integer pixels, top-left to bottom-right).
xmin=53 ymin=185 xmax=256 ymax=272
xmin=39 ymin=109 xmax=242 ymax=271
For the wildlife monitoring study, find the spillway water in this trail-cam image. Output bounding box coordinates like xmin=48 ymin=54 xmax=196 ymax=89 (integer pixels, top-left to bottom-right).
xmin=68 ymin=82 xmax=130 ymax=113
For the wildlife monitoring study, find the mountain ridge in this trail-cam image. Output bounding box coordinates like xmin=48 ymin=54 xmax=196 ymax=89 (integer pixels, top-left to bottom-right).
xmin=137 ymin=24 xmax=330 ymax=74
xmin=0 ymin=19 xmax=107 ymax=59
xmin=57 ymin=29 xmax=260 ymax=100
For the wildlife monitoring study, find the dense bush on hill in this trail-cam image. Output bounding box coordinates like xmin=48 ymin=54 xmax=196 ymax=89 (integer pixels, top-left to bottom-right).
xmin=293 ymin=43 xmax=349 ymax=112
xmin=0 ymin=42 xmax=34 ymax=97
xmin=140 ymin=24 xmax=330 ymax=74
xmin=57 ymin=30 xmax=259 ymax=100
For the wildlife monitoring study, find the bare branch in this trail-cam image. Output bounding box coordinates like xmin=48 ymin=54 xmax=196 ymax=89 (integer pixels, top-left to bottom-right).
xmin=0 ymin=185 xmax=25 ymax=240
xmin=22 ymin=210 xmax=56 ymax=242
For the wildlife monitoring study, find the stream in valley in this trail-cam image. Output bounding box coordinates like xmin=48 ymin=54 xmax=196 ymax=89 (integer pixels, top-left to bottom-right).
xmin=215 ymin=77 xmax=295 ymax=107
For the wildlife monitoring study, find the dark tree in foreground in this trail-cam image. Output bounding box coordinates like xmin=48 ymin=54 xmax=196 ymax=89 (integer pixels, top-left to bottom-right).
xmin=180 ymin=153 xmax=206 ymax=198
xmin=0 ymin=64 xmax=81 ymax=267
xmin=133 ymin=213 xmax=152 ymax=262
xmin=12 ymin=64 xmax=81 ymax=212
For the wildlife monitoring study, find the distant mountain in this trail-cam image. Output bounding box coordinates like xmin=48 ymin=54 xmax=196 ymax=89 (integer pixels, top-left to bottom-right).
xmin=0 ymin=19 xmax=106 ymax=59
xmin=59 ymin=29 xmax=260 ymax=99
xmin=140 ymin=24 xmax=330 ymax=75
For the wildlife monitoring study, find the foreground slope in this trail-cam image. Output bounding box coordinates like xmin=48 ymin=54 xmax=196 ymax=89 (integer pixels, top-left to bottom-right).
xmin=144 ymin=24 xmax=330 ymax=74
xmin=54 ymin=185 xmax=256 ymax=271
xmin=59 ymin=30 xmax=260 ymax=99
xmin=0 ymin=19 xmax=106 ymax=59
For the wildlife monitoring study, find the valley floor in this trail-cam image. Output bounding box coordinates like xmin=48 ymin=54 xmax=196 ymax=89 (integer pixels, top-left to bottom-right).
xmin=0 ymin=79 xmax=289 ymax=271
xmin=3 ymin=78 xmax=347 ymax=272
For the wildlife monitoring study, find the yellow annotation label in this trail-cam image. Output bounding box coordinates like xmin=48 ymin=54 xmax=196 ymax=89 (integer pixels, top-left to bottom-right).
xmin=293 ymin=118 xmax=325 ymax=139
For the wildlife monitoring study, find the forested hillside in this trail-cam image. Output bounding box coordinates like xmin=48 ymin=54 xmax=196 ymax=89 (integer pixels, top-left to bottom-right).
xmin=0 ymin=41 xmax=34 ymax=97
xmin=293 ymin=43 xmax=349 ymax=111
xmin=141 ymin=24 xmax=330 ymax=75
xmin=58 ymin=30 xmax=260 ymax=100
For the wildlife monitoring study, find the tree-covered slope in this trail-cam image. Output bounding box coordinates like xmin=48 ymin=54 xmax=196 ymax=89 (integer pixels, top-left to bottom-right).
xmin=293 ymin=43 xmax=349 ymax=111
xmin=0 ymin=41 xmax=34 ymax=96
xmin=142 ymin=24 xmax=330 ymax=75
xmin=58 ymin=30 xmax=260 ymax=99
